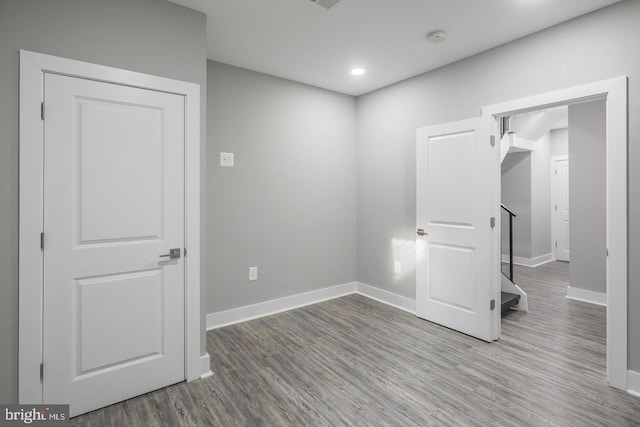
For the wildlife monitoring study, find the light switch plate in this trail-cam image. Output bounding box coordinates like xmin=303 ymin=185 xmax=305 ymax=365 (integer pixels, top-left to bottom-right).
xmin=220 ymin=152 xmax=234 ymax=167
xmin=249 ymin=266 xmax=258 ymax=281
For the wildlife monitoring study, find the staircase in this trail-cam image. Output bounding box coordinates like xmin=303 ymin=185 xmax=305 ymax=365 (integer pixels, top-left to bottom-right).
xmin=501 ymin=291 xmax=520 ymax=312
xmin=500 ymin=203 xmax=528 ymax=313
xmin=498 ymin=110 xmax=568 ymax=314
xmin=500 ymin=132 xmax=536 ymax=163
xmin=500 ymin=107 xmax=567 ymax=162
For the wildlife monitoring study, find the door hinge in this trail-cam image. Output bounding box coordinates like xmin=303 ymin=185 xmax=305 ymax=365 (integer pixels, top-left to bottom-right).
xmin=555 ymin=205 xmax=557 ymax=212
xmin=490 ymin=217 xmax=495 ymax=228
xmin=607 ymin=248 xmax=609 ymax=257
xmin=555 ymin=169 xmax=557 ymax=175
xmin=184 ymin=248 xmax=187 ymax=257
xmin=490 ymin=299 xmax=496 ymax=311
xmin=490 ymin=135 xmax=495 ymax=147
xmin=41 ymin=102 xmax=45 ymax=120
xmin=40 ymin=363 xmax=44 ymax=382
xmin=40 ymin=232 xmax=44 ymax=250
xmin=555 ymin=241 xmax=558 ymax=248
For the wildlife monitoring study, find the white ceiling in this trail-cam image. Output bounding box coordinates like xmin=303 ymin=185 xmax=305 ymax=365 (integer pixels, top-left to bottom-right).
xmin=168 ymin=0 xmax=622 ymax=96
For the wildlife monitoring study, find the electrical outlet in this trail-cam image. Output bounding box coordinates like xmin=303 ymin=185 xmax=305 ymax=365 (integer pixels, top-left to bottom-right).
xmin=249 ymin=266 xmax=258 ymax=281
xmin=394 ymin=261 xmax=402 ymax=274
xmin=220 ymin=152 xmax=234 ymax=167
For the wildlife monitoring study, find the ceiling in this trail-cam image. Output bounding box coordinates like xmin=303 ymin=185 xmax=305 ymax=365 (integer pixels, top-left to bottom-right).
xmin=168 ymin=0 xmax=622 ymax=96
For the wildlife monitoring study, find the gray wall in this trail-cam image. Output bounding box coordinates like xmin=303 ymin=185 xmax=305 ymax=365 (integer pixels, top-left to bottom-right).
xmin=356 ymin=0 xmax=640 ymax=370
xmin=500 ymin=133 xmax=552 ymax=260
xmin=531 ymin=133 xmax=552 ymax=259
xmin=207 ymin=61 xmax=357 ymax=313
xmin=0 ymin=0 xmax=207 ymax=403
xmin=568 ymin=100 xmax=607 ymax=294
xmin=550 ymin=128 xmax=569 ymax=157
xmin=501 ymin=153 xmax=532 ymax=259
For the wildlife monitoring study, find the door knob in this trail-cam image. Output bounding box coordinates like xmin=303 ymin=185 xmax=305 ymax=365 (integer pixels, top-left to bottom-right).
xmin=159 ymin=248 xmax=181 ymax=259
xmin=417 ymin=229 xmax=427 ymax=236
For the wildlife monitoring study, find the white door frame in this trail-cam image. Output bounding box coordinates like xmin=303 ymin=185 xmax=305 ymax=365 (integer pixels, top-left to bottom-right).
xmin=483 ymin=76 xmax=628 ymax=390
xmin=19 ymin=50 xmax=207 ymax=404
xmin=550 ymin=155 xmax=569 ymax=261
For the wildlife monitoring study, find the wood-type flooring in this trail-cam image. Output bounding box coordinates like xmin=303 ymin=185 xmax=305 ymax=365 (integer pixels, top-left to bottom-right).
xmin=71 ymin=262 xmax=640 ymax=426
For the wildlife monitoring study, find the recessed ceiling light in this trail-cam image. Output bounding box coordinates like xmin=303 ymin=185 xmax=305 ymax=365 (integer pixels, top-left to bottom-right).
xmin=350 ymin=68 xmax=366 ymax=76
xmin=427 ymin=30 xmax=447 ymax=43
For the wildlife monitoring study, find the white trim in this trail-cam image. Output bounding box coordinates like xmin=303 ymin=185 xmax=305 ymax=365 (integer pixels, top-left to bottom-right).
xmin=206 ymin=282 xmax=418 ymax=330
xmin=550 ymin=155 xmax=569 ymax=261
xmin=19 ymin=50 xmax=203 ymax=403
xmin=18 ymin=49 xmax=46 ymax=405
xmin=206 ymin=283 xmax=356 ymax=330
xmin=483 ymin=76 xmax=628 ymax=390
xmin=355 ymin=282 xmax=416 ymax=314
xmin=627 ymin=371 xmax=640 ymax=398
xmin=199 ymin=354 xmax=213 ymax=379
xmin=566 ymin=286 xmax=607 ymax=307
xmin=501 ymin=253 xmax=553 ymax=268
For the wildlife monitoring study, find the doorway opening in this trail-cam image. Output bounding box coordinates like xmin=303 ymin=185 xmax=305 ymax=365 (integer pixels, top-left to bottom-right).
xmin=483 ymin=76 xmax=628 ymax=390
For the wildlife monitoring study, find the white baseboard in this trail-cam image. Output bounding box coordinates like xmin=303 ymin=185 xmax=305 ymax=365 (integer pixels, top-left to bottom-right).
xmin=206 ymin=281 xmax=418 ymax=330
xmin=355 ymin=282 xmax=416 ymax=314
xmin=206 ymin=282 xmax=356 ymax=330
xmin=501 ymin=253 xmax=554 ymax=268
xmin=199 ymin=353 xmax=213 ymax=379
xmin=627 ymin=370 xmax=640 ymax=397
xmin=566 ymin=286 xmax=607 ymax=307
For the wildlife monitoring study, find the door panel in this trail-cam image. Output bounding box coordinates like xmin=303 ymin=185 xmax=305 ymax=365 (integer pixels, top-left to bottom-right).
xmin=416 ymin=117 xmax=494 ymax=342
xmin=43 ymin=73 xmax=185 ymax=417
xmin=427 ymin=131 xmax=476 ymax=227
xmin=428 ymin=243 xmax=475 ymax=311
xmin=77 ymin=98 xmax=164 ymax=243
xmin=74 ymin=270 xmax=164 ymax=376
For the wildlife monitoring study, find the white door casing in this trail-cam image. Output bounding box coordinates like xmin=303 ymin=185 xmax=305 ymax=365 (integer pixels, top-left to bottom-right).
xmin=553 ymin=157 xmax=570 ymax=262
xmin=416 ymin=117 xmax=495 ymax=342
xmin=483 ymin=76 xmax=628 ymax=390
xmin=43 ymin=73 xmax=185 ymax=416
xmin=19 ymin=50 xmax=206 ymax=410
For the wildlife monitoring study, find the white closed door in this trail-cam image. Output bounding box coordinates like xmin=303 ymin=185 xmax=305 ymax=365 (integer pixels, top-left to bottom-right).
xmin=554 ymin=159 xmax=570 ymax=262
xmin=416 ymin=117 xmax=495 ymax=342
xmin=43 ymin=73 xmax=185 ymax=417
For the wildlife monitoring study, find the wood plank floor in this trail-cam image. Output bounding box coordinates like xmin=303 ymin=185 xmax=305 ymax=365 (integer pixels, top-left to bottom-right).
xmin=71 ymin=262 xmax=640 ymax=426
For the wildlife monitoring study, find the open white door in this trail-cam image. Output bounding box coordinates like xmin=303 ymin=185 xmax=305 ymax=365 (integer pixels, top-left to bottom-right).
xmin=416 ymin=117 xmax=495 ymax=342
xmin=43 ymin=73 xmax=186 ymax=416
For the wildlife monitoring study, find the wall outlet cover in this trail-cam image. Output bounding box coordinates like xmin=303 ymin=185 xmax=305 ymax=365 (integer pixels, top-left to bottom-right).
xmin=220 ymin=152 xmax=234 ymax=167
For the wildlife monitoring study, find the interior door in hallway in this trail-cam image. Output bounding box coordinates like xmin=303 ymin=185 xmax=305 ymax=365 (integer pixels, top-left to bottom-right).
xmin=43 ymin=73 xmax=186 ymax=416
xmin=416 ymin=117 xmax=495 ymax=342
xmin=553 ymin=158 xmax=570 ymax=262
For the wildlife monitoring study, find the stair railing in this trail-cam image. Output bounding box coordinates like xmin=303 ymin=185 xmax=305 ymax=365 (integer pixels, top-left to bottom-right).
xmin=501 ymin=203 xmax=517 ymax=282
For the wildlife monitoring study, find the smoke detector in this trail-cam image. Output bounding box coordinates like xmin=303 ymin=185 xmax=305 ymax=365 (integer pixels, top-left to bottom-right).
xmin=427 ymin=30 xmax=447 ymax=43
xmin=309 ymin=0 xmax=342 ymax=10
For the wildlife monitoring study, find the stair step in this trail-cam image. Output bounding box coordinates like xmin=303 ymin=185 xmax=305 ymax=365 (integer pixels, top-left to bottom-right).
xmin=501 ymin=292 xmax=520 ymax=313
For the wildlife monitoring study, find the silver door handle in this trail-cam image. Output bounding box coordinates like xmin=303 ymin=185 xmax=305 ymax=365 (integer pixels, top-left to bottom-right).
xmin=417 ymin=229 xmax=428 ymax=236
xmin=159 ymin=248 xmax=181 ymax=259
